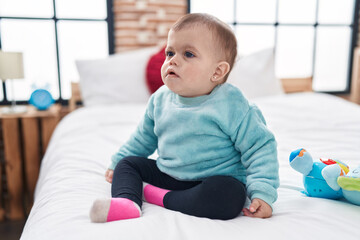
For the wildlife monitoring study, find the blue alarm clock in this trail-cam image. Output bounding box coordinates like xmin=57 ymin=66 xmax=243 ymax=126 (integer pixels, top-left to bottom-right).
xmin=29 ymin=89 xmax=55 ymax=110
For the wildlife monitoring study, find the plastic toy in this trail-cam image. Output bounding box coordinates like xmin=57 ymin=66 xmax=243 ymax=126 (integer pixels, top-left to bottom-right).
xmin=337 ymin=165 xmax=360 ymax=205
xmin=289 ymin=148 xmax=360 ymax=205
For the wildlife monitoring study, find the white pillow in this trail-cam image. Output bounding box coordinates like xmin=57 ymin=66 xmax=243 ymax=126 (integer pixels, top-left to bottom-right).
xmin=76 ymin=47 xmax=283 ymax=106
xmin=228 ymin=48 xmax=284 ymax=99
xmin=76 ymin=47 xmax=158 ymax=106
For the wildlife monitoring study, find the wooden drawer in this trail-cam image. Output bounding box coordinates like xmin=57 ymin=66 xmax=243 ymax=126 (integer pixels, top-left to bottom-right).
xmin=0 ymin=105 xmax=61 ymax=221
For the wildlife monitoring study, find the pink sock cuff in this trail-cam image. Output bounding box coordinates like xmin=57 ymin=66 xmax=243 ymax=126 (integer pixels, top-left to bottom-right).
xmin=107 ymin=198 xmax=141 ymax=222
xmin=144 ymin=185 xmax=170 ymax=207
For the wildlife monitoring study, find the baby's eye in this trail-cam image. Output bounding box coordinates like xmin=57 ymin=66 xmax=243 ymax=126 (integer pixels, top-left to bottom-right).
xmin=166 ymin=51 xmax=175 ymax=57
xmin=184 ymin=51 xmax=195 ymax=58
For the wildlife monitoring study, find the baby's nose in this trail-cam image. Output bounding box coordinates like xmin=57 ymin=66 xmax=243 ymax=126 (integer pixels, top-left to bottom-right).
xmin=169 ymin=55 xmax=178 ymax=66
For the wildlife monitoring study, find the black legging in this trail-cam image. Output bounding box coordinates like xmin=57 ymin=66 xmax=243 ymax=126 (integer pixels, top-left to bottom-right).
xmin=112 ymin=156 xmax=247 ymax=220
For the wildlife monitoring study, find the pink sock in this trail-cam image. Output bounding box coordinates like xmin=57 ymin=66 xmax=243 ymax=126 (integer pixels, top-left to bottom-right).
xmin=107 ymin=198 xmax=141 ymax=222
xmin=89 ymin=198 xmax=141 ymax=223
xmin=143 ymin=184 xmax=170 ymax=207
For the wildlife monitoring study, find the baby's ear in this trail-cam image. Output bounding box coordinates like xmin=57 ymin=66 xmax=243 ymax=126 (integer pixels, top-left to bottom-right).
xmin=212 ymin=61 xmax=230 ymax=83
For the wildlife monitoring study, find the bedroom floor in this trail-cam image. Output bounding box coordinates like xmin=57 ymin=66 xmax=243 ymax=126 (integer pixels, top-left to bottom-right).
xmin=0 ymin=219 xmax=26 ymax=240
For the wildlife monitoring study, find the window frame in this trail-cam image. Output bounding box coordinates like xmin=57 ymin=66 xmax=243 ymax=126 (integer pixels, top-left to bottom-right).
xmin=0 ymin=0 xmax=114 ymax=105
xmin=188 ymin=0 xmax=360 ymax=94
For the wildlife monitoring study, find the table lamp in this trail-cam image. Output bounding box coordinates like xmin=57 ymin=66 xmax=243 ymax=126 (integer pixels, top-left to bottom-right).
xmin=0 ymin=50 xmax=27 ymax=114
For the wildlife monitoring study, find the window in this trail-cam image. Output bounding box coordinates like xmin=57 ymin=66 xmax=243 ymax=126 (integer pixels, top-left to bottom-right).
xmin=190 ymin=0 xmax=359 ymax=93
xmin=0 ymin=0 xmax=114 ymax=104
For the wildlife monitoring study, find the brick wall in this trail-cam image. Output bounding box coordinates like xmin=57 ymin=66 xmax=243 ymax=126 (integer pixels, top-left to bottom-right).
xmin=113 ymin=0 xmax=187 ymax=52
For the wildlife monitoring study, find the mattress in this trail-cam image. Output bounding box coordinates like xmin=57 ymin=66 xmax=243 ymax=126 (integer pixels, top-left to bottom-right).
xmin=21 ymin=92 xmax=360 ymax=240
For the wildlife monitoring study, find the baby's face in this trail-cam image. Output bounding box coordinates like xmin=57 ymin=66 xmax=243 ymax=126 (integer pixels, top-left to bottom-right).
xmin=161 ymin=25 xmax=220 ymax=97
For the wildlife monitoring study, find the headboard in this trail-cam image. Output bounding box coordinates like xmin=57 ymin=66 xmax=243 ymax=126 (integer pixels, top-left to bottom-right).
xmin=351 ymin=47 xmax=360 ymax=104
xmin=69 ymin=82 xmax=82 ymax=112
xmin=280 ymin=77 xmax=313 ymax=93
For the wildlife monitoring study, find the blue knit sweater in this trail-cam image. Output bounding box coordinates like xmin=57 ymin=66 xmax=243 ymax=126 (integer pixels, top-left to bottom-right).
xmin=110 ymin=83 xmax=279 ymax=207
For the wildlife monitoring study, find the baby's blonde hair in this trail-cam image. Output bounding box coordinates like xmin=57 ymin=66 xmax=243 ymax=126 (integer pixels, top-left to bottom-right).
xmin=171 ymin=13 xmax=237 ymax=82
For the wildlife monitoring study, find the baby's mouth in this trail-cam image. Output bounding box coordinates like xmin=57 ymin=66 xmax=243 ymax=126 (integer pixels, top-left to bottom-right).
xmin=167 ymin=70 xmax=179 ymax=77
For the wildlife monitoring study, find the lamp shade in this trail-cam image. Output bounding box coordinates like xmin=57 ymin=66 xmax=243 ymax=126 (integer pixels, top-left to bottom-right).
xmin=0 ymin=51 xmax=24 ymax=80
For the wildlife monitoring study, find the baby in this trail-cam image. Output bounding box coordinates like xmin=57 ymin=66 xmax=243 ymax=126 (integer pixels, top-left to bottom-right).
xmin=90 ymin=13 xmax=279 ymax=222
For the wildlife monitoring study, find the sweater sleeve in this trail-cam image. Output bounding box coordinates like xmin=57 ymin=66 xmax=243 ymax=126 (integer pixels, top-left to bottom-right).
xmin=109 ymin=98 xmax=158 ymax=170
xmin=233 ymin=105 xmax=279 ymax=208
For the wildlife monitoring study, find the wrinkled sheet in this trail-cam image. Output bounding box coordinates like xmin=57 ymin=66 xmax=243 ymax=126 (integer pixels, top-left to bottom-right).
xmin=21 ymin=93 xmax=360 ymax=240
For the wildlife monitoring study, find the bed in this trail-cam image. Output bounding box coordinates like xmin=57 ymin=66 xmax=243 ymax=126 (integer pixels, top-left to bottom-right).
xmin=21 ymin=47 xmax=360 ymax=240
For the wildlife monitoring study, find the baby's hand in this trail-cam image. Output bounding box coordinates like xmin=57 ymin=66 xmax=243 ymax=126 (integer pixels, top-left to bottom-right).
xmin=242 ymin=198 xmax=272 ymax=218
xmin=105 ymin=169 xmax=114 ymax=183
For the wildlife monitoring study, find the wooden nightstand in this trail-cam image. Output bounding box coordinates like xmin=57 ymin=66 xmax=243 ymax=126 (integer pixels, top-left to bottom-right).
xmin=0 ymin=104 xmax=61 ymax=221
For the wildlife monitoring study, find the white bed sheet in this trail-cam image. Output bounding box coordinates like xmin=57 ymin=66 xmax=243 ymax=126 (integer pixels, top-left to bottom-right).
xmin=21 ymin=93 xmax=360 ymax=240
